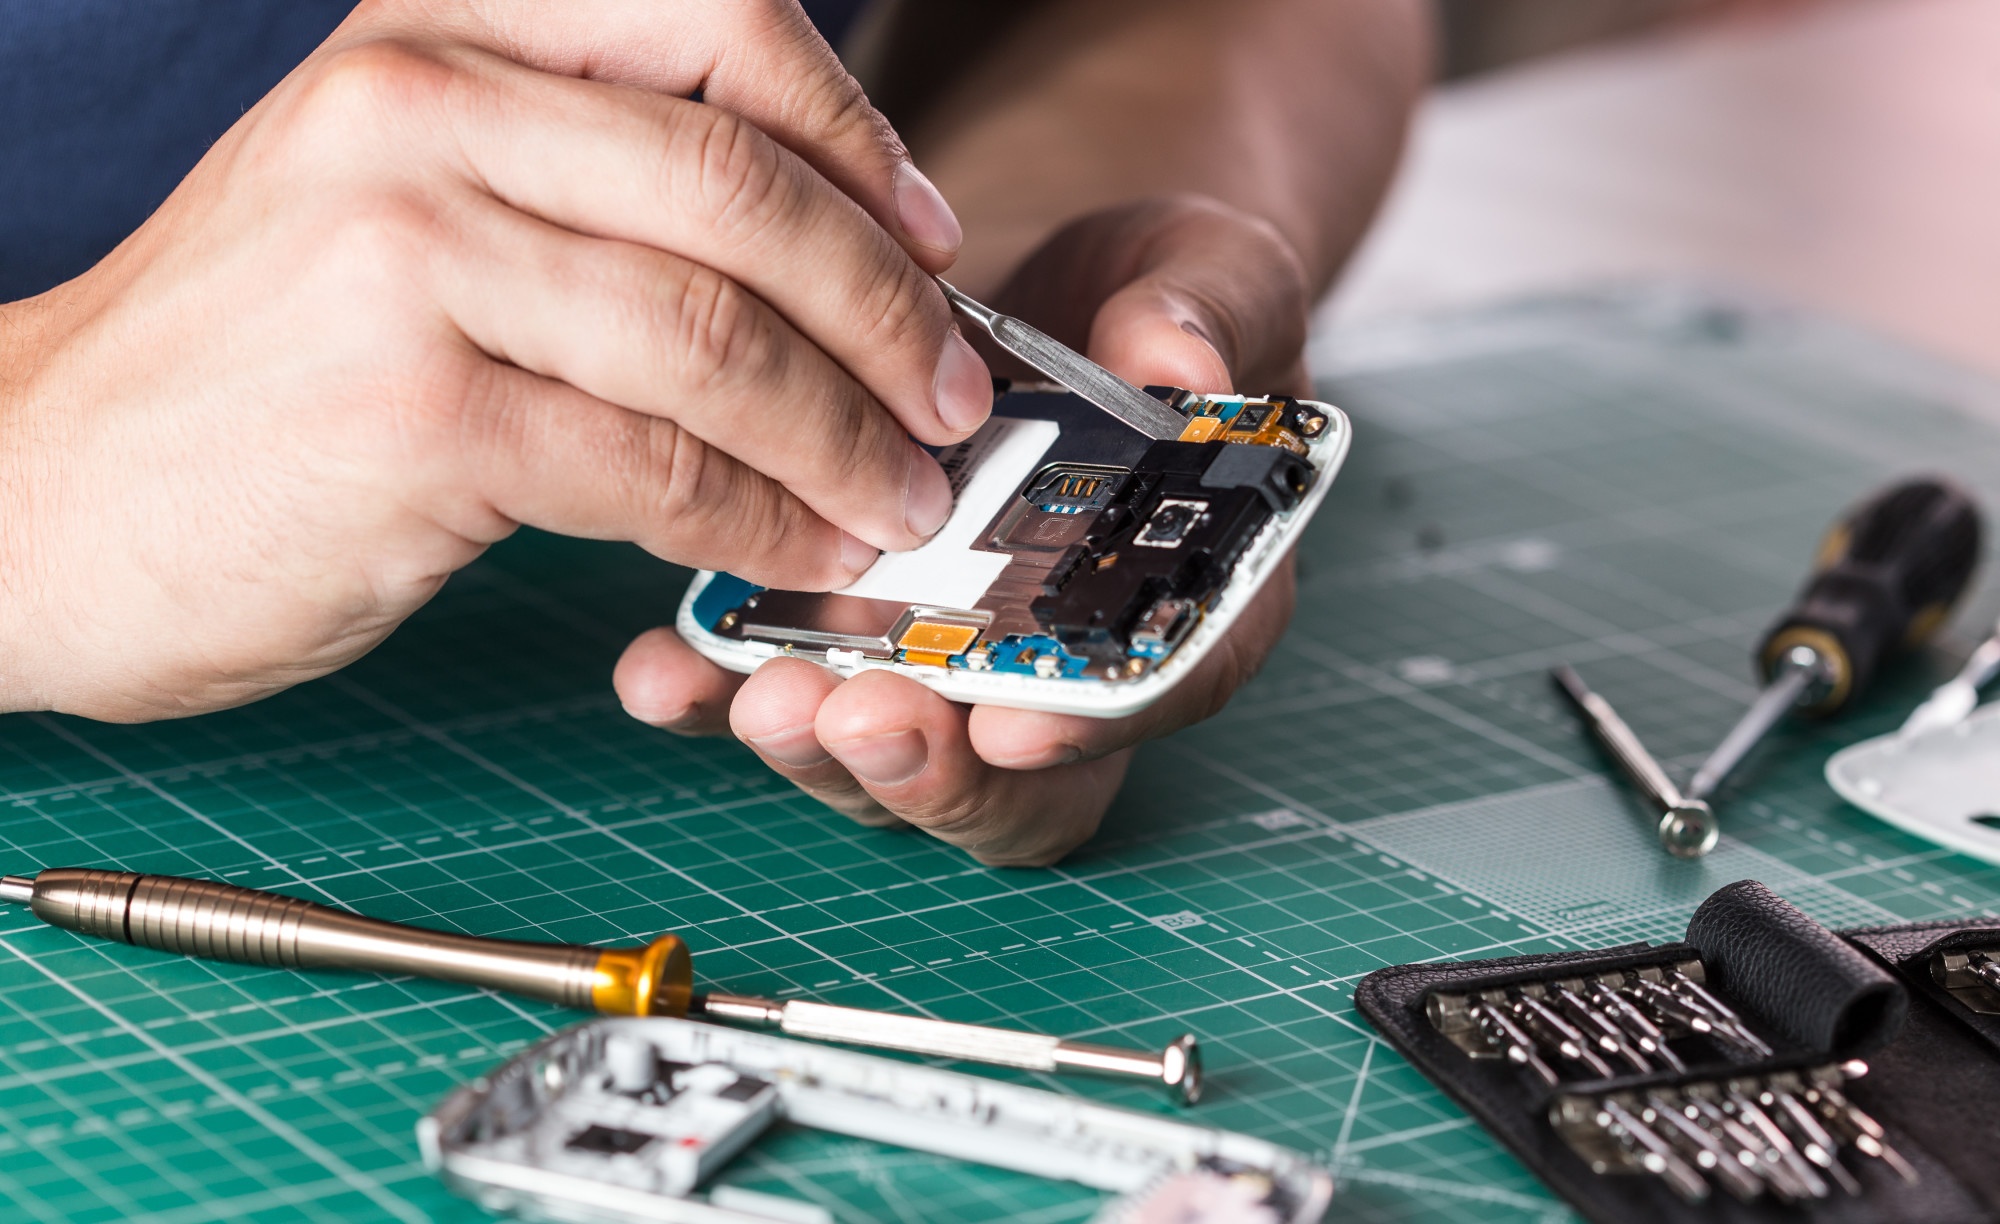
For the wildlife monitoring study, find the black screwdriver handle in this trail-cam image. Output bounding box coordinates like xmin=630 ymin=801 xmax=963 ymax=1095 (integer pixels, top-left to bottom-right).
xmin=1757 ymin=476 xmax=1983 ymax=714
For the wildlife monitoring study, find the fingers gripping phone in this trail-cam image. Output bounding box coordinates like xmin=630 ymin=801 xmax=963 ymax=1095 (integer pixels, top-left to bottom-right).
xmin=678 ymin=382 xmax=1350 ymax=718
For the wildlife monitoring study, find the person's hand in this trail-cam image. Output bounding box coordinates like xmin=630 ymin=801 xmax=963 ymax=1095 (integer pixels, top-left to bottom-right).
xmin=0 ymin=0 xmax=992 ymax=720
xmin=616 ymin=196 xmax=1313 ymax=865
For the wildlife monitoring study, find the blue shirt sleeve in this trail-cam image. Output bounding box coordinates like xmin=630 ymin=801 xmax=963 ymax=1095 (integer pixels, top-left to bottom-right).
xmin=0 ymin=0 xmax=866 ymax=302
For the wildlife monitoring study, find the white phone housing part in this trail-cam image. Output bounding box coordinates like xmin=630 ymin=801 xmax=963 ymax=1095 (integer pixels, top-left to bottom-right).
xmin=421 ymin=1016 xmax=1333 ymax=1224
xmin=678 ymin=383 xmax=1351 ymax=718
xmin=1826 ymin=703 xmax=2000 ymax=865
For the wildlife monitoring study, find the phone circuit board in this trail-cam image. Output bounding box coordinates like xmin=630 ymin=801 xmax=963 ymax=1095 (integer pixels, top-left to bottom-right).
xmin=678 ymin=382 xmax=1349 ymax=717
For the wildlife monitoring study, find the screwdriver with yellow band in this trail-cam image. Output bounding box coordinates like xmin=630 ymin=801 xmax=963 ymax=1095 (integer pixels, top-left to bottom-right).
xmin=0 ymin=868 xmax=1200 ymax=1104
xmin=1685 ymin=476 xmax=1983 ymax=803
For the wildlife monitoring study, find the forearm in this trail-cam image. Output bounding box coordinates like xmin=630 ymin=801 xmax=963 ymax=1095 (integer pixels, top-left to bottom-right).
xmin=0 ymin=295 xmax=59 ymax=714
xmin=882 ymin=0 xmax=1433 ymax=296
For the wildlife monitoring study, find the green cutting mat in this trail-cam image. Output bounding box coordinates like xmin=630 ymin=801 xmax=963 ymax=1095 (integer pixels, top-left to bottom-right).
xmin=6 ymin=290 xmax=2000 ymax=1224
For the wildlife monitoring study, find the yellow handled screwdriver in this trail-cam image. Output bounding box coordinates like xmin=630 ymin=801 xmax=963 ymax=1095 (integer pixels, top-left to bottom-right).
xmin=0 ymin=868 xmax=1200 ymax=1104
xmin=1685 ymin=476 xmax=1983 ymax=801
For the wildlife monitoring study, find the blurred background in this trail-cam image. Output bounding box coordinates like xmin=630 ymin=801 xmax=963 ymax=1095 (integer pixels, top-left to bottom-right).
xmin=1330 ymin=0 xmax=2000 ymax=383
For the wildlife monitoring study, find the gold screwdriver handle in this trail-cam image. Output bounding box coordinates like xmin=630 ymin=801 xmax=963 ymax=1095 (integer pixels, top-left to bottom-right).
xmin=13 ymin=869 xmax=691 ymax=1017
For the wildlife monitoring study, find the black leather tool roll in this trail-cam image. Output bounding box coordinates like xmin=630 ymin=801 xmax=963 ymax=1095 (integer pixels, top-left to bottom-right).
xmin=1683 ymin=881 xmax=1908 ymax=1056
xmin=1356 ymin=880 xmax=2000 ymax=1224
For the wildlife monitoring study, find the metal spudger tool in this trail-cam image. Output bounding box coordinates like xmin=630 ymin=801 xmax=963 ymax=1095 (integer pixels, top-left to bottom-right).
xmin=1552 ymin=665 xmax=1720 ymax=858
xmin=1900 ymin=613 xmax=2000 ymax=737
xmin=1686 ymin=477 xmax=1983 ymax=802
xmin=936 ymin=278 xmax=1188 ymax=440
xmin=0 ymin=868 xmax=1200 ymax=1103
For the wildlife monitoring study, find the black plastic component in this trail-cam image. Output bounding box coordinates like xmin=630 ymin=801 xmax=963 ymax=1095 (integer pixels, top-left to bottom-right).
xmin=1087 ymin=504 xmax=1133 ymax=542
xmin=567 ymin=1124 xmax=655 ymax=1154
xmin=1200 ymin=444 xmax=1314 ymax=511
xmin=1030 ymin=439 xmax=1280 ymax=660
xmin=716 ymin=1076 xmax=768 ymax=1102
xmin=629 ymin=1057 xmax=693 ymax=1105
xmin=1758 ymin=476 xmax=1982 ymax=712
xmin=1226 ymin=403 xmax=1275 ymax=434
xmin=1136 ymin=440 xmax=1221 ymax=478
xmin=1031 ymin=489 xmax=1266 ymax=657
xmin=1278 ymin=396 xmax=1330 ymax=437
xmin=1042 ymin=544 xmax=1089 ymax=596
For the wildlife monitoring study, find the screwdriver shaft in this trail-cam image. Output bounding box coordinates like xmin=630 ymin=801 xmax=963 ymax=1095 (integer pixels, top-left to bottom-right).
xmin=696 ymin=992 xmax=1201 ymax=1105
xmin=1552 ymin=665 xmax=1719 ymax=857
xmin=1687 ymin=652 xmax=1821 ymax=802
xmin=1553 ymin=665 xmax=1682 ymax=808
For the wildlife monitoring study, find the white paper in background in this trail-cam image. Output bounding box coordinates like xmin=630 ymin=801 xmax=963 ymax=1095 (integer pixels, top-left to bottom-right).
xmin=835 ymin=416 xmax=1059 ymax=609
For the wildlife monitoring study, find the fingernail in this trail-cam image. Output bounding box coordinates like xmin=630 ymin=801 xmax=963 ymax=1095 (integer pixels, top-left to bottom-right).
xmin=745 ymin=725 xmax=831 ymax=769
xmin=626 ymin=698 xmax=700 ymax=732
xmin=658 ymin=704 xmax=705 ymax=734
xmin=986 ymin=743 xmax=1083 ymax=770
xmin=839 ymin=531 xmax=879 ymax=581
xmin=1180 ymin=318 xmax=1217 ymax=347
xmin=826 ymin=728 xmax=929 ymax=786
xmin=934 ymin=329 xmax=992 ymax=434
xmin=904 ymin=444 xmax=953 ymax=539
xmin=893 ymin=161 xmax=962 ymax=254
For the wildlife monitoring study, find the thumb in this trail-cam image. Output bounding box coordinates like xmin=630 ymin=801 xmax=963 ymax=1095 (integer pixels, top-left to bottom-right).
xmin=1091 ymin=290 xmax=1238 ymax=394
xmin=1084 ymin=198 xmax=1311 ymax=396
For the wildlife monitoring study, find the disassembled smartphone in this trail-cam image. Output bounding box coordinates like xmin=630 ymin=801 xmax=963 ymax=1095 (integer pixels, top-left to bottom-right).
xmin=678 ymin=382 xmax=1350 ymax=718
xmin=421 ymin=1016 xmax=1334 ymax=1224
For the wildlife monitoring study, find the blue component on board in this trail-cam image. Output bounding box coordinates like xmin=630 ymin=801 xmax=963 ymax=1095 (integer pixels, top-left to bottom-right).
xmin=985 ymin=635 xmax=1092 ymax=679
xmin=692 ymin=574 xmax=765 ymax=631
